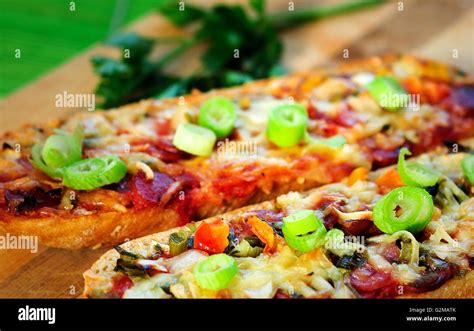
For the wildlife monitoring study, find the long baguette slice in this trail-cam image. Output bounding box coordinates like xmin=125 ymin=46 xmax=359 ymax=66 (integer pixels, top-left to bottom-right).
xmin=1 ymin=55 xmax=473 ymax=249
xmin=83 ymin=149 xmax=474 ymax=298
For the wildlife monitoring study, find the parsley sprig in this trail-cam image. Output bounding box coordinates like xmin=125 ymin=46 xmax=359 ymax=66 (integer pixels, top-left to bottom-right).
xmin=92 ymin=0 xmax=384 ymax=109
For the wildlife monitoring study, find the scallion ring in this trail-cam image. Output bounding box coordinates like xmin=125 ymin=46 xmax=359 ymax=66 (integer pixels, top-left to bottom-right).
xmin=198 ymin=97 xmax=236 ymax=139
xmin=461 ymin=154 xmax=474 ymax=185
xmin=324 ymin=228 xmax=345 ymax=246
xmin=282 ymin=225 xmax=327 ymax=253
xmin=173 ymin=123 xmax=217 ymax=157
xmin=42 ymin=135 xmax=77 ymax=169
xmin=366 ymin=76 xmax=409 ymax=111
xmin=194 ymin=254 xmax=238 ymax=291
xmin=318 ymin=135 xmax=346 ymax=148
xmin=30 ymin=125 xmax=84 ymax=179
xmin=62 ymin=155 xmax=127 ymax=190
xmin=304 ymin=133 xmax=346 ymax=150
xmin=282 ymin=210 xmax=320 ymax=236
xmin=373 ymin=186 xmax=433 ymax=234
xmin=397 ymin=147 xmax=439 ymax=187
xmin=30 ymin=144 xmax=62 ymax=179
xmin=266 ymin=103 xmax=308 ymax=148
xmin=282 ymin=210 xmax=327 ymax=252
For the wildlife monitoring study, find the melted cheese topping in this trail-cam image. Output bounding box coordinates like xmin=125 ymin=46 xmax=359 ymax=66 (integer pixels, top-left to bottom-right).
xmin=49 ymin=59 xmax=465 ymax=175
xmin=3 ymin=56 xmax=472 ymax=221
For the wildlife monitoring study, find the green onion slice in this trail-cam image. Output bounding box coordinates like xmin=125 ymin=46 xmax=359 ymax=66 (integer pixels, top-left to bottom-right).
xmin=282 ymin=225 xmax=327 ymax=253
xmin=266 ymin=103 xmax=308 ymax=148
xmin=31 ymin=144 xmax=62 ymax=179
xmin=461 ymin=155 xmax=474 ymax=185
xmin=228 ymin=239 xmax=263 ymax=258
xmin=169 ymin=232 xmax=189 ymax=256
xmin=194 ymin=254 xmax=238 ymax=291
xmin=317 ymin=135 xmax=346 ymax=148
xmin=42 ymin=126 xmax=83 ymax=168
xmin=397 ymin=147 xmax=440 ymax=187
xmin=173 ymin=123 xmax=217 ymax=157
xmin=198 ymin=97 xmax=237 ymax=139
xmin=282 ymin=210 xmax=320 ymax=236
xmin=369 ymin=230 xmax=419 ymax=265
xmin=366 ymin=76 xmax=409 ymax=111
xmin=304 ymin=133 xmax=346 ymax=150
xmin=324 ymin=228 xmax=344 ymax=255
xmin=325 ymin=228 xmax=345 ymax=245
xmin=62 ymin=155 xmax=127 ymax=190
xmin=324 ymin=228 xmax=361 ymax=257
xmin=282 ymin=210 xmax=327 ymax=252
xmin=373 ymin=186 xmax=434 ymax=234
xmin=31 ymin=125 xmax=84 ymax=179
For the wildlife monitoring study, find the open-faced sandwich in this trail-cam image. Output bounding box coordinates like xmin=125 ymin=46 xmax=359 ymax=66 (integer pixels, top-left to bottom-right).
xmin=83 ymin=147 xmax=474 ymax=298
xmin=1 ymin=55 xmax=473 ymax=248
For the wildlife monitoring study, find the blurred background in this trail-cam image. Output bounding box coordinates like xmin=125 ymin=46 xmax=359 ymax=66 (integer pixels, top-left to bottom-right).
xmin=0 ymin=0 xmax=153 ymax=97
xmin=0 ymin=0 xmax=473 ymax=130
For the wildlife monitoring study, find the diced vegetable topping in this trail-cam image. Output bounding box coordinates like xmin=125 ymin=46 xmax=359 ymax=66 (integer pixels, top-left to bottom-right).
xmin=247 ymin=216 xmax=276 ymax=253
xmin=198 ymin=96 xmax=237 ymax=138
xmin=266 ymin=103 xmax=308 ymax=148
xmin=397 ymin=147 xmax=439 ymax=187
xmin=347 ymin=167 xmax=369 ymax=186
xmin=282 ymin=227 xmax=327 ymax=253
xmin=31 ymin=144 xmax=62 ymax=179
xmin=169 ymin=232 xmax=189 ymax=256
xmin=325 ymin=228 xmax=345 ymax=244
xmin=435 ymin=177 xmax=469 ymax=213
xmin=282 ymin=210 xmax=327 ymax=252
xmin=194 ymin=254 xmax=238 ymax=291
xmin=193 ymin=220 xmax=230 ymax=254
xmin=324 ymin=228 xmax=344 ymax=253
xmin=173 ymin=123 xmax=217 ymax=156
xmin=369 ymin=230 xmax=419 ymax=265
xmin=373 ymin=186 xmax=433 ymax=234
xmin=42 ymin=128 xmax=83 ymax=168
xmin=324 ymin=228 xmax=361 ymax=257
xmin=282 ymin=210 xmax=319 ymax=236
xmin=305 ymin=133 xmax=346 ymax=150
xmin=228 ymin=239 xmax=263 ymax=258
xmin=461 ymin=154 xmax=474 ymax=185
xmin=30 ymin=125 xmax=84 ymax=179
xmin=62 ymin=155 xmax=127 ymax=190
xmin=366 ymin=76 xmax=408 ymax=111
xmin=375 ymin=168 xmax=405 ymax=192
xmin=319 ymin=135 xmax=346 ymax=148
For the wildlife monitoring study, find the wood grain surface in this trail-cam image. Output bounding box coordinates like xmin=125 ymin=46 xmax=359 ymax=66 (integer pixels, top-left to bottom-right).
xmin=0 ymin=0 xmax=473 ymax=298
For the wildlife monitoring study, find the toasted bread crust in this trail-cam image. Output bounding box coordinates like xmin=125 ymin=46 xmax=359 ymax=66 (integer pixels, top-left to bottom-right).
xmin=401 ymin=271 xmax=474 ymax=298
xmin=0 ymin=206 xmax=178 ymax=249
xmin=0 ymin=182 xmax=308 ymax=249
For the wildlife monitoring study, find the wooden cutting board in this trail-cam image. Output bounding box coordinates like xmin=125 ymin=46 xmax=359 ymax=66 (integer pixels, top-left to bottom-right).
xmin=0 ymin=0 xmax=473 ymax=298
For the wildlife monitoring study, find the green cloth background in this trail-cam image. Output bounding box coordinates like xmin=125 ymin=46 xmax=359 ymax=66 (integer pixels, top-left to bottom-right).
xmin=0 ymin=0 xmax=155 ymax=98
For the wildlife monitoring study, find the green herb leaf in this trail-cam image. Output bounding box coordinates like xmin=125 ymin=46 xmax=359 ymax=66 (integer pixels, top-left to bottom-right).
xmin=106 ymin=32 xmax=154 ymax=61
xmin=92 ymin=0 xmax=384 ymax=109
xmin=250 ymin=0 xmax=265 ymax=16
xmin=157 ymin=0 xmax=207 ymax=26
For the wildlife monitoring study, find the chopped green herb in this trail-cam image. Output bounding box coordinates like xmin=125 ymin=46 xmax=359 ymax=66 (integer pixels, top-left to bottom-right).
xmin=92 ymin=0 xmax=385 ymax=109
